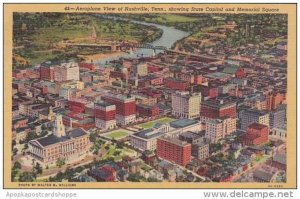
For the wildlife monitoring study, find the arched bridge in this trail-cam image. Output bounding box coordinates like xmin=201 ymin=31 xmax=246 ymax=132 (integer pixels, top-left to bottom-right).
xmin=64 ymin=42 xmax=167 ymax=51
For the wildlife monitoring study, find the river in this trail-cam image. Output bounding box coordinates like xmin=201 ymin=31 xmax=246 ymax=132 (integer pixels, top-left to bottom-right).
xmin=93 ymin=15 xmax=190 ymax=65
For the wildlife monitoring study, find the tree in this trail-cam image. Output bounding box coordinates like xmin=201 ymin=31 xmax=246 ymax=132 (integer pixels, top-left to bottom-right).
xmin=56 ymin=158 xmax=66 ymax=168
xmin=41 ymin=124 xmax=47 ymax=131
xmin=35 ymin=162 xmax=43 ymax=174
xmin=13 ymin=161 xmax=22 ymax=170
xmin=116 ymin=142 xmax=124 ymax=149
xmin=19 ymin=172 xmax=34 ymax=182
xmin=113 ymin=150 xmax=121 ymax=156
xmin=11 ymin=169 xmax=18 ymax=182
xmin=64 ymin=168 xmax=76 ymax=181
xmin=12 ymin=140 xmax=16 ymax=150
xmin=127 ymin=173 xmax=144 ymax=182
xmin=89 ymin=132 xmax=97 ymax=143
xmin=23 ymin=143 xmax=28 ymax=151
xmin=147 ymin=177 xmax=161 ymax=182
xmin=75 ymin=166 xmax=84 ymax=173
xmin=12 ymin=147 xmax=18 ymax=156
xmin=26 ymin=131 xmax=37 ymax=142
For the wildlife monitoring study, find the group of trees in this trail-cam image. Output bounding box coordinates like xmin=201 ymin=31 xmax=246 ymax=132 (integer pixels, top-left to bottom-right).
xmin=56 ymin=158 xmax=66 ymax=168
xmin=11 ymin=160 xmax=42 ymax=182
xmin=89 ymin=134 xmax=105 ymax=155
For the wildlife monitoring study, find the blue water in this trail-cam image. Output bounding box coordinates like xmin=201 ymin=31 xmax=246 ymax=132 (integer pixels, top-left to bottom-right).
xmin=93 ymin=15 xmax=190 ymax=65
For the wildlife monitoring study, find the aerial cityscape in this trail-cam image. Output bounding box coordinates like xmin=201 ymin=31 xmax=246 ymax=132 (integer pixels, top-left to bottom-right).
xmin=11 ymin=13 xmax=287 ymax=183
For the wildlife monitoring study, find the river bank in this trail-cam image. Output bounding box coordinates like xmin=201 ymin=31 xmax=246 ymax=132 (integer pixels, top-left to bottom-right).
xmin=78 ymin=51 xmax=127 ymax=62
xmin=92 ymin=15 xmax=190 ymax=65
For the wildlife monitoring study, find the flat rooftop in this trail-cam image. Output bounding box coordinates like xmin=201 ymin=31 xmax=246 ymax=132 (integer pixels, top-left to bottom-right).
xmin=132 ymin=128 xmax=164 ymax=140
xmin=159 ymin=136 xmax=190 ymax=147
xmin=204 ymin=72 xmax=231 ymax=79
xmin=170 ymin=119 xmax=198 ymax=129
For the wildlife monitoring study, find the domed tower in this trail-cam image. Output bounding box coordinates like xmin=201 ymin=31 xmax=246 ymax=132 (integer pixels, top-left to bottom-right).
xmin=53 ymin=114 xmax=65 ymax=137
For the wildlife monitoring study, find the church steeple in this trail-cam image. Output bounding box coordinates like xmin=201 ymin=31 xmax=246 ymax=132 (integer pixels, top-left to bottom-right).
xmin=48 ymin=106 xmax=55 ymax=121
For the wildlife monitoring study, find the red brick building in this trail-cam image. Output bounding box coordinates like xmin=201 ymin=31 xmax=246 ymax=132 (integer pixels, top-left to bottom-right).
xmin=110 ymin=71 xmax=126 ymax=80
xmin=140 ymin=90 xmax=162 ymax=100
xmin=102 ymin=94 xmax=136 ymax=125
xmin=12 ymin=116 xmax=28 ymax=129
xmin=40 ymin=64 xmax=55 ymax=81
xmin=94 ymin=102 xmax=116 ymax=130
xmin=147 ymin=64 xmax=163 ymax=73
xmin=201 ymin=85 xmax=219 ymax=99
xmin=79 ymin=62 xmax=96 ymax=71
xmin=25 ymin=68 xmax=40 ymax=79
xmin=266 ymin=92 xmax=285 ymax=111
xmin=68 ymin=99 xmax=89 ymax=113
xmin=194 ymin=74 xmax=203 ymax=85
xmin=235 ymin=67 xmax=246 ymax=78
xmin=13 ymin=70 xmax=26 ymax=79
xmin=88 ymin=165 xmax=117 ymax=182
xmin=150 ymin=76 xmax=164 ymax=85
xmin=157 ymin=136 xmax=191 ymax=166
xmin=63 ymin=113 xmax=95 ymax=130
xmin=243 ymin=123 xmax=269 ymax=146
xmin=200 ymin=99 xmax=237 ymax=121
xmin=223 ymin=65 xmax=246 ymax=78
xmin=136 ymin=104 xmax=160 ymax=118
xmin=164 ymin=77 xmax=190 ymax=91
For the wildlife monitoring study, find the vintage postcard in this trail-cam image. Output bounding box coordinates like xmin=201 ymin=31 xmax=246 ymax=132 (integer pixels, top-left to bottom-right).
xmin=3 ymin=3 xmax=297 ymax=189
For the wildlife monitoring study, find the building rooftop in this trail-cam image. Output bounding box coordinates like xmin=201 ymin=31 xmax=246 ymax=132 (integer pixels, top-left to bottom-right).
xmin=132 ymin=128 xmax=164 ymax=140
xmin=253 ymin=169 xmax=274 ymax=182
xmin=273 ymin=153 xmax=286 ymax=165
xmin=165 ymin=77 xmax=187 ymax=83
xmin=95 ymin=102 xmax=114 ymax=108
xmin=202 ymin=98 xmax=237 ymax=107
xmin=204 ymin=72 xmax=231 ymax=80
xmin=242 ymin=108 xmax=268 ymax=116
xmin=180 ymin=131 xmax=204 ymax=140
xmin=213 ymin=119 xmax=230 ymax=126
xmin=222 ymin=65 xmax=241 ymax=75
xmin=35 ymin=134 xmax=61 ymax=147
xmin=103 ymin=93 xmax=135 ymax=102
xmin=33 ymin=128 xmax=87 ymax=147
xmin=248 ymin=123 xmax=268 ymax=130
xmin=159 ymin=136 xmax=191 ymax=147
xmin=170 ymin=119 xmax=198 ymax=129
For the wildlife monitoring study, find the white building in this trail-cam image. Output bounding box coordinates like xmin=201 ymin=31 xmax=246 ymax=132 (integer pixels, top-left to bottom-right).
xmin=94 ymin=102 xmax=117 ymax=130
xmin=136 ymin=63 xmax=148 ymax=77
xmin=171 ymin=91 xmax=201 ymax=119
xmin=54 ymin=62 xmax=79 ymax=82
xmin=270 ymin=126 xmax=287 ymax=141
xmin=205 ymin=117 xmax=237 ymax=143
xmin=130 ymin=123 xmax=169 ymax=151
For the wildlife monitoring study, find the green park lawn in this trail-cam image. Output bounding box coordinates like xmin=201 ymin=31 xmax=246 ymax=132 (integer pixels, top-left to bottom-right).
xmin=138 ymin=117 xmax=175 ymax=129
xmin=104 ymin=131 xmax=129 ymax=140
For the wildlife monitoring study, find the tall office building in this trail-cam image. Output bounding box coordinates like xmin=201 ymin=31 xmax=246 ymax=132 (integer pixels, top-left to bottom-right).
xmin=95 ymin=102 xmax=117 ymax=130
xmin=102 ymin=94 xmax=136 ymax=125
xmin=157 ymin=136 xmax=191 ymax=166
xmin=200 ymin=98 xmax=236 ymax=122
xmin=239 ymin=109 xmax=269 ymax=130
xmin=54 ymin=62 xmax=79 ymax=82
xmin=172 ymin=91 xmax=201 ymax=119
xmin=205 ymin=117 xmax=237 ymax=143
